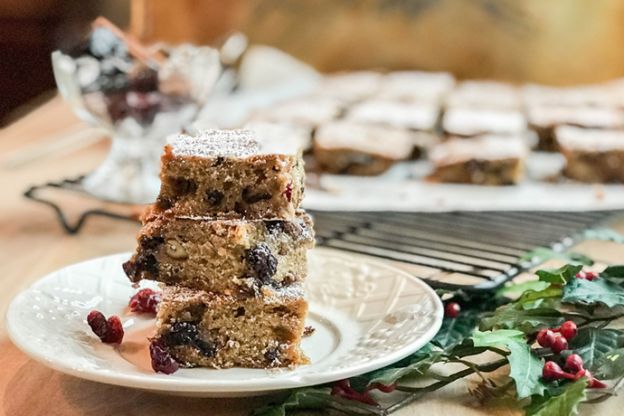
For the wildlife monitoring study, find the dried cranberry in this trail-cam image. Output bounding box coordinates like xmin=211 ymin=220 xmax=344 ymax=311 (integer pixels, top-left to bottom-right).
xmin=536 ymin=329 xmax=556 ymax=348
xmin=149 ymin=339 xmax=179 ymax=374
xmin=444 ymin=302 xmax=460 ymax=318
xmin=163 ymin=322 xmax=216 ymax=357
xmin=246 ymin=244 xmax=278 ymax=284
xmin=564 ymin=354 xmax=585 ymax=373
xmin=282 ymin=182 xmax=293 ymax=202
xmin=87 ymin=310 xmax=124 ymax=344
xmin=559 ymin=321 xmax=578 ymax=341
xmin=129 ymin=288 xmax=161 ymax=314
xmin=551 ymin=335 xmax=569 ymax=354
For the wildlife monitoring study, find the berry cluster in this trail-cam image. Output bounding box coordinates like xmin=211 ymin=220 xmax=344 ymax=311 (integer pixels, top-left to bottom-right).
xmin=87 ymin=310 xmax=124 ymax=344
xmin=542 ymin=354 xmax=607 ymax=388
xmin=536 ymin=320 xmax=578 ymax=354
xmin=575 ymin=271 xmax=599 ymax=281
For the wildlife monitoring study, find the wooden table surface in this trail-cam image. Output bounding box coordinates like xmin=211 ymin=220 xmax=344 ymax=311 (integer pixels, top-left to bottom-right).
xmin=1 ymin=96 xmax=624 ymax=416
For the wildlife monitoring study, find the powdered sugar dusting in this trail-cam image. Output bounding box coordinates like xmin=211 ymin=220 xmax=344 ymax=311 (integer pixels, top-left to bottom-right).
xmin=169 ymin=129 xmax=261 ymax=158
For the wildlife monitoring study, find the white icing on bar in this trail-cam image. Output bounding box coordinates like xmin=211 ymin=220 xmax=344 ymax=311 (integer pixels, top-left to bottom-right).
xmin=556 ymin=126 xmax=624 ymax=152
xmin=430 ymin=135 xmax=528 ymax=166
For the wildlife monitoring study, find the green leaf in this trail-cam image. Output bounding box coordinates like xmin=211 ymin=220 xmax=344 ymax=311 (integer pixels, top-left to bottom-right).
xmin=516 ymin=287 xmax=563 ymax=310
xmin=252 ymin=388 xmax=334 ymax=416
xmin=350 ymin=344 xmax=445 ymax=389
xmin=593 ymin=348 xmax=624 ymax=380
xmin=520 ymin=248 xmax=594 ymax=266
xmin=563 ymin=278 xmax=624 ymax=307
xmin=497 ymin=280 xmax=551 ymax=299
xmin=431 ymin=313 xmax=480 ymax=350
xmin=567 ymin=327 xmax=624 ymax=371
xmin=582 ymin=228 xmax=624 ymax=244
xmin=524 ymin=379 xmax=587 ymax=416
xmin=480 ymin=306 xmax=564 ymax=333
xmin=600 ymin=265 xmax=624 ymax=279
xmin=536 ymin=264 xmax=583 ymax=285
xmin=473 ymin=330 xmax=546 ymax=399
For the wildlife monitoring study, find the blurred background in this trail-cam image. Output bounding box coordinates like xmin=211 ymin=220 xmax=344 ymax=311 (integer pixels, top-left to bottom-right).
xmin=4 ymin=0 xmax=624 ymax=125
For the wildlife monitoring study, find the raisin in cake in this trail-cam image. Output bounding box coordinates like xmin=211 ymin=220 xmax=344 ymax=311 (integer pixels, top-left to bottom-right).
xmin=153 ymin=284 xmax=309 ymax=369
xmin=556 ymin=125 xmax=624 ymax=183
xmin=124 ymin=210 xmax=314 ymax=294
xmin=429 ymin=135 xmax=528 ymax=185
xmin=313 ymin=121 xmax=413 ymax=175
xmin=154 ymin=129 xmax=304 ymax=219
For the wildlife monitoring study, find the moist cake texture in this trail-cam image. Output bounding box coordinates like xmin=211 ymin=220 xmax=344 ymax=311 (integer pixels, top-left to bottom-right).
xmin=155 ymin=129 xmax=305 ymax=219
xmin=313 ymin=121 xmax=414 ymax=175
xmin=429 ymin=135 xmax=527 ymax=185
xmin=123 ymin=210 xmax=314 ymax=294
xmin=556 ymin=125 xmax=624 ymax=183
xmin=154 ymin=284 xmax=309 ymax=369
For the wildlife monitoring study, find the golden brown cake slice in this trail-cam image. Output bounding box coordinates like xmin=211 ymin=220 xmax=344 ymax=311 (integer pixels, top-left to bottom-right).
xmin=429 ymin=135 xmax=528 ymax=185
xmin=123 ymin=210 xmax=314 ymax=294
xmin=154 ymin=129 xmax=305 ymax=219
xmin=153 ymin=284 xmax=309 ymax=369
xmin=556 ymin=125 xmax=624 ymax=183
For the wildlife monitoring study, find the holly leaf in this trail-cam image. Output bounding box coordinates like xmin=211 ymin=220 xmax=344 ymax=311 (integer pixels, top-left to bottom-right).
xmin=520 ymin=248 xmax=593 ymax=266
xmin=593 ymin=348 xmax=624 ymax=380
xmin=253 ymin=388 xmax=334 ymax=416
xmin=562 ymin=278 xmax=624 ymax=307
xmin=524 ymin=378 xmax=587 ymax=416
xmin=600 ymin=265 xmax=624 ymax=279
xmin=516 ymin=286 xmax=563 ymax=310
xmin=350 ymin=344 xmax=445 ymax=389
xmin=582 ymin=228 xmax=624 ymax=244
xmin=536 ymin=264 xmax=583 ymax=285
xmin=497 ymin=280 xmax=551 ymax=299
xmin=431 ymin=313 xmax=480 ymax=350
xmin=567 ymin=327 xmax=624 ymax=371
xmin=480 ymin=306 xmax=564 ymax=333
xmin=473 ymin=330 xmax=546 ymax=399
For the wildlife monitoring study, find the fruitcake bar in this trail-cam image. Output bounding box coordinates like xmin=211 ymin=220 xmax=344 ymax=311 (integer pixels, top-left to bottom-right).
xmin=152 ymin=284 xmax=308 ymax=368
xmin=442 ymin=108 xmax=527 ymax=138
xmin=314 ymin=71 xmax=383 ymax=103
xmin=124 ymin=210 xmax=314 ymax=293
xmin=377 ymin=71 xmax=455 ymax=102
xmin=244 ymin=120 xmax=313 ymax=152
xmin=556 ymin=125 xmax=624 ymax=183
xmin=154 ymin=129 xmax=304 ymax=219
xmin=345 ymin=99 xmax=440 ymax=158
xmin=313 ymin=121 xmax=413 ymax=175
xmin=429 ymin=135 xmax=528 ymax=185
xmin=249 ymin=96 xmax=343 ymax=128
xmin=445 ymin=80 xmax=521 ymax=110
xmin=526 ymin=105 xmax=624 ymax=151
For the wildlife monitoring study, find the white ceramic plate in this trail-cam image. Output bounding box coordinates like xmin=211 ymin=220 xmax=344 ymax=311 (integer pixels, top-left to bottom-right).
xmin=6 ymin=247 xmax=443 ymax=397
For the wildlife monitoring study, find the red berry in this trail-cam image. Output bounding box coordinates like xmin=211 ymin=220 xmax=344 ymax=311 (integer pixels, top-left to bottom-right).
xmin=103 ymin=315 xmax=124 ymax=344
xmin=445 ymin=302 xmax=461 ymax=318
xmin=536 ymin=329 xmax=556 ymax=348
xmin=87 ymin=310 xmax=124 ymax=344
xmin=576 ymin=369 xmax=607 ymax=388
xmin=551 ymin=335 xmax=569 ymax=354
xmin=559 ymin=321 xmax=578 ymax=340
xmin=149 ymin=339 xmax=179 ymax=374
xmin=585 ymin=271 xmax=599 ymax=281
xmin=129 ymin=288 xmax=161 ymax=314
xmin=575 ymin=271 xmax=586 ymax=280
xmin=543 ymin=361 xmax=575 ymax=381
xmin=564 ymin=354 xmax=584 ymax=373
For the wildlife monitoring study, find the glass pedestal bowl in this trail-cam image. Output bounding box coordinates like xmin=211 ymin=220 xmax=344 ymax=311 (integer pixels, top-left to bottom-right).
xmin=52 ymin=44 xmax=221 ymax=204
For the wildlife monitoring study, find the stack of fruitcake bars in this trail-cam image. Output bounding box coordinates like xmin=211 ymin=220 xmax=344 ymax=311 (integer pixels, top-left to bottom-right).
xmin=123 ymin=129 xmax=314 ymax=370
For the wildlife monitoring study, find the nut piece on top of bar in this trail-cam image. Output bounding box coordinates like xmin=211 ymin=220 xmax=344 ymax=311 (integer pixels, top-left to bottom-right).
xmin=313 ymin=121 xmax=414 ymax=175
xmin=123 ymin=210 xmax=314 ymax=294
xmin=429 ymin=135 xmax=528 ymax=185
xmin=153 ymin=284 xmax=309 ymax=369
xmin=154 ymin=129 xmax=304 ymax=219
xmin=556 ymin=125 xmax=624 ymax=183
